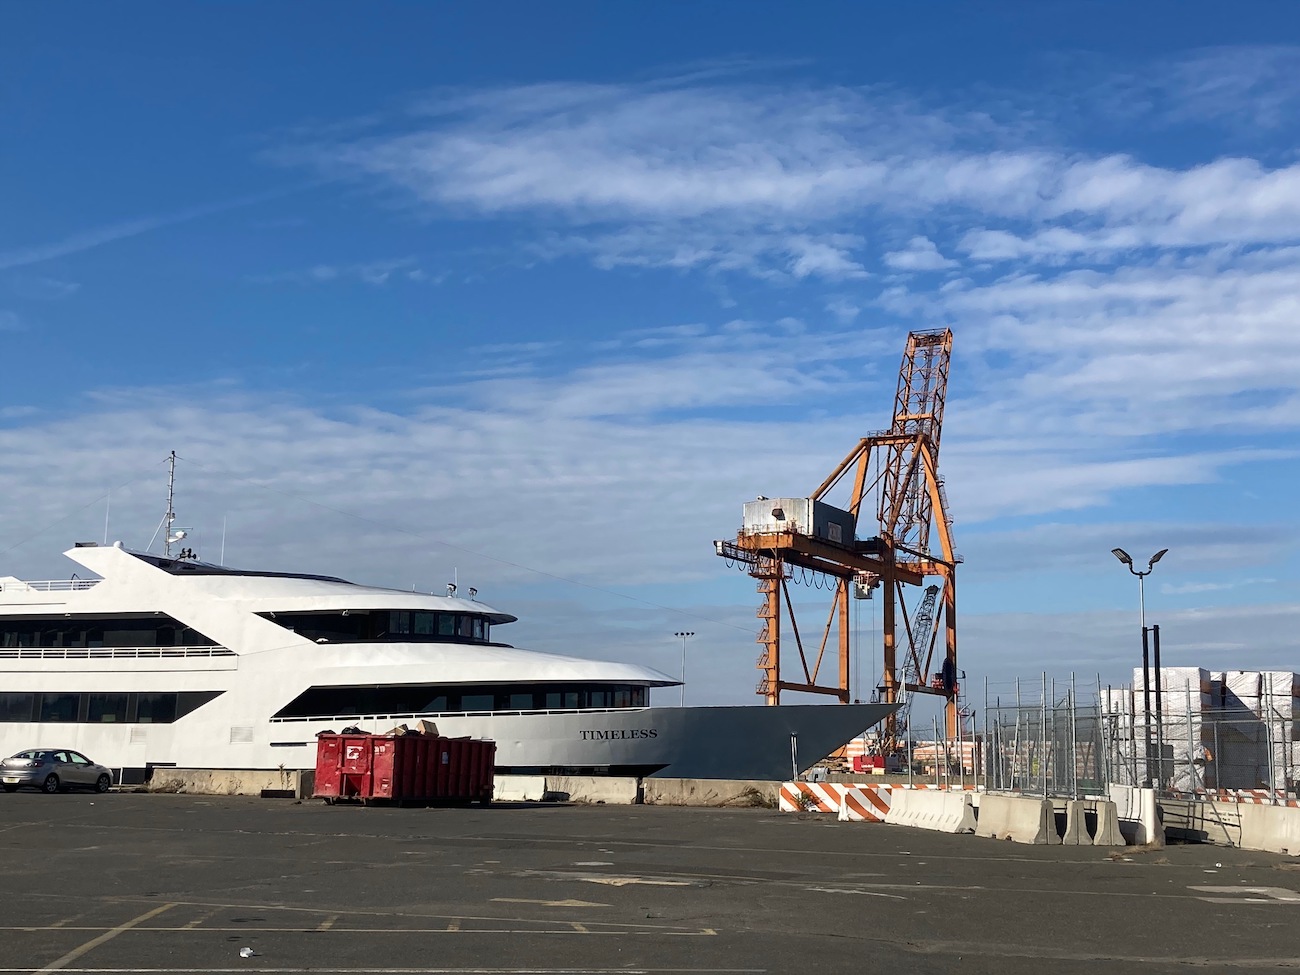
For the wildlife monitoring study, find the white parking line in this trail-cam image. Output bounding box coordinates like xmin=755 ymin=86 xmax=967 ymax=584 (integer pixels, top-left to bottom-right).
xmin=34 ymin=903 xmax=176 ymax=972
xmin=1189 ymin=885 xmax=1300 ymax=904
xmin=1 ymin=969 xmax=766 ymax=974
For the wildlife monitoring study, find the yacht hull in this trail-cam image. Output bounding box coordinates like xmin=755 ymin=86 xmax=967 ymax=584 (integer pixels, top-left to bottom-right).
xmin=272 ymin=701 xmax=898 ymax=780
xmin=0 ymin=702 xmax=896 ymax=783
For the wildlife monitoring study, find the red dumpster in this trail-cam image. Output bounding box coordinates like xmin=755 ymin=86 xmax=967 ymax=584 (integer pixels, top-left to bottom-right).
xmin=314 ymin=733 xmax=495 ymax=805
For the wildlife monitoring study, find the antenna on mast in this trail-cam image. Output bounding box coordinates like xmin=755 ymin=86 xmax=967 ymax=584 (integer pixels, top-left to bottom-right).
xmin=164 ymin=451 xmax=177 ymax=558
xmin=161 ymin=450 xmax=191 ymax=559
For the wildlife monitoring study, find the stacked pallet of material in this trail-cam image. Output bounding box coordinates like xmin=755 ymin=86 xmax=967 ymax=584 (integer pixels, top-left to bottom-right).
xmin=1204 ymin=671 xmax=1299 ymax=790
xmin=1131 ymin=666 xmax=1213 ymax=706
xmin=1129 ymin=668 xmax=1214 ymax=791
xmin=1211 ymin=671 xmax=1267 ymax=789
xmin=1260 ymin=672 xmax=1300 ymax=790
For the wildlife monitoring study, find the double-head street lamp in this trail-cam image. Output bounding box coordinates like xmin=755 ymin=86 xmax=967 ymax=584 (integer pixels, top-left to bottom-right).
xmin=1111 ymin=547 xmax=1168 ymax=630
xmin=1112 ymin=547 xmax=1168 ymax=787
xmin=674 ymin=631 xmax=694 ymax=707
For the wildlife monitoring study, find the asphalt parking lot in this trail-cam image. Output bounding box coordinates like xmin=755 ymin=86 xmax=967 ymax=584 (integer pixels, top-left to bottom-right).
xmin=0 ymin=791 xmax=1297 ymax=975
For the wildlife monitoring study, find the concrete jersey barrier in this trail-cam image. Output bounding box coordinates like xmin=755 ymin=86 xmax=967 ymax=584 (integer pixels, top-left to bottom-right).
xmin=643 ymin=778 xmax=778 ymax=807
xmin=493 ymin=775 xmax=548 ymax=802
xmin=1058 ymin=799 xmax=1126 ymax=846
xmin=1237 ymin=803 xmax=1300 ymax=856
xmin=884 ymin=789 xmax=976 ymax=833
xmin=1108 ymin=784 xmax=1164 ymax=846
xmin=542 ymin=776 xmax=641 ymax=804
xmin=975 ymin=794 xmax=1060 ymax=844
xmin=148 ymin=768 xmax=314 ymax=799
xmin=1090 ymin=800 xmax=1127 ymax=846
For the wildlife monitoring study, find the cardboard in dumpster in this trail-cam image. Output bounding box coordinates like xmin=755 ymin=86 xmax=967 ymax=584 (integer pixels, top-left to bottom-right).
xmin=382 ymin=719 xmax=439 ymax=737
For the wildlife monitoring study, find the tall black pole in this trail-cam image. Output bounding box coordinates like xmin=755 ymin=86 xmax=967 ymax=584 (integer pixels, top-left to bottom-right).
xmin=1152 ymin=624 xmax=1164 ymax=789
xmin=1141 ymin=625 xmax=1153 ymax=787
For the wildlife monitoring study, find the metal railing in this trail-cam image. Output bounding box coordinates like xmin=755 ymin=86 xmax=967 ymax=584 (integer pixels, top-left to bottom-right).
xmin=0 ymin=645 xmax=234 ymax=660
xmin=270 ymin=705 xmax=649 ymax=723
xmin=0 ymin=579 xmax=100 ymax=593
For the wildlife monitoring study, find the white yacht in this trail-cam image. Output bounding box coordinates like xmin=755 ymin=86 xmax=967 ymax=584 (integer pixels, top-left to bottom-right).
xmin=0 ymin=541 xmax=896 ymax=783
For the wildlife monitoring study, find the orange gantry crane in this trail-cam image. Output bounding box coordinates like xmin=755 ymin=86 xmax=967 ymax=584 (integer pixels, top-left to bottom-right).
xmin=714 ymin=328 xmax=960 ymax=738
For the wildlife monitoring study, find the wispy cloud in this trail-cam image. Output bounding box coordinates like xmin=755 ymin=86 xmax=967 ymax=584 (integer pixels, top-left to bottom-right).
xmin=1094 ymin=45 xmax=1300 ymax=133
xmin=1161 ymin=577 xmax=1277 ymax=596
xmin=0 ymin=311 xmax=25 ymax=332
xmin=542 ymin=228 xmax=869 ymax=281
xmin=280 ymin=65 xmax=1300 ymax=281
xmin=0 ymin=189 xmax=297 ymax=272
xmin=249 ymin=256 xmax=428 ymax=286
xmin=884 ymin=235 xmax=958 ymax=271
xmin=5 ymin=276 xmax=80 ymax=300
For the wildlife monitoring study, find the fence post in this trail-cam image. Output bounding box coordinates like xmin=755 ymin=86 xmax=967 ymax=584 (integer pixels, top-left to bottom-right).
xmin=1041 ymin=672 xmax=1049 ymax=797
xmin=1070 ymin=673 xmax=1079 ymax=799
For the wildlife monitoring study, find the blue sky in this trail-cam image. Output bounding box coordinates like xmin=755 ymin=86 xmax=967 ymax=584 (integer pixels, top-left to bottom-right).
xmin=3 ymin=3 xmax=1300 ymax=709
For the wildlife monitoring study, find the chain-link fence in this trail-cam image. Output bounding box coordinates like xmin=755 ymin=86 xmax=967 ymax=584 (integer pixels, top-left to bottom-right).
xmin=981 ymin=675 xmax=1105 ymax=798
xmin=975 ymin=672 xmax=1299 ymax=800
xmin=1101 ymin=676 xmax=1298 ymax=795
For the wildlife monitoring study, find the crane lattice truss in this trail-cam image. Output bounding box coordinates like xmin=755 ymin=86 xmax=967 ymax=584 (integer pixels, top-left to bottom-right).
xmin=715 ymin=328 xmax=960 ymax=738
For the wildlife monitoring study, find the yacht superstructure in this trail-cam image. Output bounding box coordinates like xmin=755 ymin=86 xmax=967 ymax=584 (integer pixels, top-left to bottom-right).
xmin=0 ymin=542 xmax=896 ymax=782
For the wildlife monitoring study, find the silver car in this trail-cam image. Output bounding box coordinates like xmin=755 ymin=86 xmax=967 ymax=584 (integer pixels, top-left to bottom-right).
xmin=0 ymin=749 xmax=113 ymax=794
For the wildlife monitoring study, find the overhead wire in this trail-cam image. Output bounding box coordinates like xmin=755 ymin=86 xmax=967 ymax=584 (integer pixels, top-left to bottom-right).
xmin=0 ymin=459 xmax=171 ymax=558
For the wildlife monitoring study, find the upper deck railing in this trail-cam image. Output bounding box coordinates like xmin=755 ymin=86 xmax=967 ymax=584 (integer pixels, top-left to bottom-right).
xmin=0 ymin=579 xmax=101 ymax=593
xmin=0 ymin=646 xmax=234 ymax=660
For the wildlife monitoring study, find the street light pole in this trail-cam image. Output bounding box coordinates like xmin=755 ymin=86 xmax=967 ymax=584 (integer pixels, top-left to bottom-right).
xmin=674 ymin=631 xmax=694 ymax=707
xmin=1112 ymin=547 xmax=1168 ymax=788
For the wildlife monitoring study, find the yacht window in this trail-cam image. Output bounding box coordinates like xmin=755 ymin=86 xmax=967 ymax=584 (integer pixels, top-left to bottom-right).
xmin=88 ymin=694 xmax=129 ymax=723
xmin=136 ymin=693 xmax=178 ymax=724
xmin=256 ymin=610 xmax=497 ymax=645
xmin=39 ymin=694 xmax=79 ymax=723
xmin=420 ymin=693 xmax=449 ymax=712
xmin=0 ymin=694 xmax=34 ymax=722
xmin=0 ymin=690 xmax=220 ymax=724
xmin=0 ymin=616 xmax=216 ymax=649
xmin=106 ymin=628 xmax=154 ymax=648
xmin=272 ymin=683 xmax=649 ymax=719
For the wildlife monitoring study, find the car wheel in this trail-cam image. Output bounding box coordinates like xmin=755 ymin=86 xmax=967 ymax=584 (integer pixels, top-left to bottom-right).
xmin=1 ymin=784 xmax=16 ymax=793
xmin=42 ymin=774 xmax=60 ymax=794
xmin=95 ymin=774 xmax=111 ymax=794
